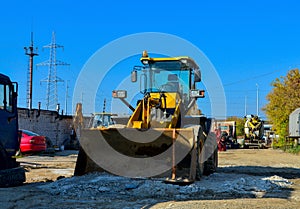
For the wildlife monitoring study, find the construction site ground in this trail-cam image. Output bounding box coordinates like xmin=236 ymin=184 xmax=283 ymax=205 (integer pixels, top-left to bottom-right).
xmin=0 ymin=149 xmax=300 ymax=209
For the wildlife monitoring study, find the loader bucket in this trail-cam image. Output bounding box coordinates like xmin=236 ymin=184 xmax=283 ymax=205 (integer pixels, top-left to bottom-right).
xmin=74 ymin=127 xmax=197 ymax=178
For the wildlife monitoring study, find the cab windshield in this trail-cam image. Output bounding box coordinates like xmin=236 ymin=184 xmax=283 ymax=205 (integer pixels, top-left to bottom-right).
xmin=92 ymin=114 xmax=115 ymax=128
xmin=142 ymin=61 xmax=190 ymax=95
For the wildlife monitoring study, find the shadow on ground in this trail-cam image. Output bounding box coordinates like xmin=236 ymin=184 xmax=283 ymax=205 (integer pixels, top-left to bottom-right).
xmin=218 ymin=166 xmax=300 ymax=179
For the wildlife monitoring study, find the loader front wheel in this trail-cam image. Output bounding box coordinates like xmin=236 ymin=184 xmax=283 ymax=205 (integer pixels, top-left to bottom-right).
xmin=74 ymin=146 xmax=88 ymax=176
xmin=74 ymin=146 xmax=106 ymax=176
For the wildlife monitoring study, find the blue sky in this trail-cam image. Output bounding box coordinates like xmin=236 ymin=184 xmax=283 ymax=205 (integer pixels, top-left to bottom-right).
xmin=1 ymin=0 xmax=300 ymax=119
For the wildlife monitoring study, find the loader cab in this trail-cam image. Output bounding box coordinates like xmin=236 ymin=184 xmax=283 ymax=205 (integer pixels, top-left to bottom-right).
xmin=132 ymin=51 xmax=202 ymax=102
xmin=89 ymin=113 xmax=117 ymax=128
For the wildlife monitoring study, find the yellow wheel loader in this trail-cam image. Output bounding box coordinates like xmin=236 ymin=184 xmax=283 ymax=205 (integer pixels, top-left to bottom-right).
xmin=74 ymin=51 xmax=218 ymax=185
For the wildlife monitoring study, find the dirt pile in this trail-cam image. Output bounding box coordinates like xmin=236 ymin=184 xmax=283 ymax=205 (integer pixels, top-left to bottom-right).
xmin=37 ymin=172 xmax=293 ymax=208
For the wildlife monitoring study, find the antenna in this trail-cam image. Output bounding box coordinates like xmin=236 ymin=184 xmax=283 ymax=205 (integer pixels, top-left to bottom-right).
xmin=37 ymin=31 xmax=70 ymax=110
xmin=24 ymin=32 xmax=38 ymax=110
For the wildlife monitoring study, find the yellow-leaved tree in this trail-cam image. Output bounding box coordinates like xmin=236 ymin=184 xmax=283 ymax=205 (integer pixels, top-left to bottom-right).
xmin=263 ymin=69 xmax=300 ymax=145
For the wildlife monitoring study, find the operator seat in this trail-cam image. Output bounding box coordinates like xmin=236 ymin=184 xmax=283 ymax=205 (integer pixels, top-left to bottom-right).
xmin=162 ymin=74 xmax=179 ymax=92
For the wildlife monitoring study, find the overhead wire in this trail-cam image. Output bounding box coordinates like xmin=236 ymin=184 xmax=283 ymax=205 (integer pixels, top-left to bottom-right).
xmin=223 ymin=68 xmax=285 ymax=86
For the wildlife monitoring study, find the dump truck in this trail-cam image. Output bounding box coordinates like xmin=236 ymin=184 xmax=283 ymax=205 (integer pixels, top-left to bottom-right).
xmin=74 ymin=51 xmax=218 ymax=184
xmin=244 ymin=115 xmax=265 ymax=148
xmin=0 ymin=73 xmax=26 ymax=187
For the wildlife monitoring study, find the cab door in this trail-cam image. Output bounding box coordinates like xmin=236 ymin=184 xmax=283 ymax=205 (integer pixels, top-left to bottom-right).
xmin=0 ymin=81 xmax=19 ymax=157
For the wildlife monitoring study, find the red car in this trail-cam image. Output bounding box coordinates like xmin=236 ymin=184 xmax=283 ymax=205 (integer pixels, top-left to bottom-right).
xmin=20 ymin=130 xmax=47 ymax=153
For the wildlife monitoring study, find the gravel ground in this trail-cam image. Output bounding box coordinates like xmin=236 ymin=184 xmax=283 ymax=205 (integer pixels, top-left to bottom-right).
xmin=0 ymin=149 xmax=299 ymax=209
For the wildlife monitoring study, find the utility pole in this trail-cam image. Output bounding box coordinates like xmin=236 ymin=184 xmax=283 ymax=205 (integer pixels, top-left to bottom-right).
xmin=24 ymin=32 xmax=38 ymax=110
xmin=37 ymin=31 xmax=69 ymax=110
xmin=244 ymin=95 xmax=247 ymax=116
xmin=65 ymin=80 xmax=69 ymax=115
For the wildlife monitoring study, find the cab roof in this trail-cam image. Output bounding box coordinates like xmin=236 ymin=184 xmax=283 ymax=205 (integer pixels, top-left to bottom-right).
xmin=0 ymin=73 xmax=12 ymax=85
xmin=140 ymin=51 xmax=199 ymax=70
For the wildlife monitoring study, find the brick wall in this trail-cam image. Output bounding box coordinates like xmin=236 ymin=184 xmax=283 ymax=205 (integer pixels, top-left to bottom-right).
xmin=18 ymin=108 xmax=74 ymax=147
xmin=18 ymin=108 xmax=128 ymax=148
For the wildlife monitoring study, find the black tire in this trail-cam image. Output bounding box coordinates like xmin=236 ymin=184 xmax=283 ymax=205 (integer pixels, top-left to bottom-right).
xmin=63 ymin=138 xmax=80 ymax=150
xmin=45 ymin=137 xmax=53 ymax=148
xmin=203 ymin=148 xmax=218 ymax=176
xmin=74 ymin=146 xmax=105 ymax=176
xmin=196 ymin=132 xmax=205 ymax=180
xmin=63 ymin=138 xmax=71 ymax=150
xmin=74 ymin=146 xmax=88 ymax=176
xmin=0 ymin=143 xmax=19 ymax=169
xmin=0 ymin=139 xmax=26 ymax=187
xmin=204 ymin=118 xmax=213 ymax=134
xmin=0 ymin=144 xmax=8 ymax=170
xmin=214 ymin=148 xmax=218 ymax=168
xmin=0 ymin=167 xmax=26 ymax=187
xmin=200 ymin=117 xmax=218 ymax=176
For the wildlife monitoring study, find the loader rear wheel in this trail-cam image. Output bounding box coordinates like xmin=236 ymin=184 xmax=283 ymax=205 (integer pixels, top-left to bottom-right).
xmin=203 ymin=148 xmax=218 ymax=176
xmin=196 ymin=134 xmax=204 ymax=180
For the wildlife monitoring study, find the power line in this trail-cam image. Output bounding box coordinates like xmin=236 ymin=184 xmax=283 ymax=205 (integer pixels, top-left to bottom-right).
xmin=224 ymin=69 xmax=284 ymax=86
xmin=37 ymin=31 xmax=70 ymax=110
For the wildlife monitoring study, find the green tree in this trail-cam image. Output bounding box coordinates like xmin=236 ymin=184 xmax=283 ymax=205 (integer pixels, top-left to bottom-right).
xmin=263 ymin=69 xmax=300 ymax=145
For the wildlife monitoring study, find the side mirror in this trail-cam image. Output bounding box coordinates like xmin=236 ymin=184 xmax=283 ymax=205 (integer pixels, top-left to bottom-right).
xmin=131 ymin=70 xmax=137 ymax=82
xmin=194 ymin=69 xmax=201 ymax=82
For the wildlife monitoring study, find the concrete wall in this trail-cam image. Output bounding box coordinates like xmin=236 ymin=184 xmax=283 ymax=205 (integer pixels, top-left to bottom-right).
xmin=17 ymin=108 xmax=129 ymax=148
xmin=18 ymin=108 xmax=74 ymax=147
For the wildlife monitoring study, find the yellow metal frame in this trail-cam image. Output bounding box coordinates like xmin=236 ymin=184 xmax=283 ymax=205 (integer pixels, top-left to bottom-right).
xmin=127 ymin=92 xmax=182 ymax=129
